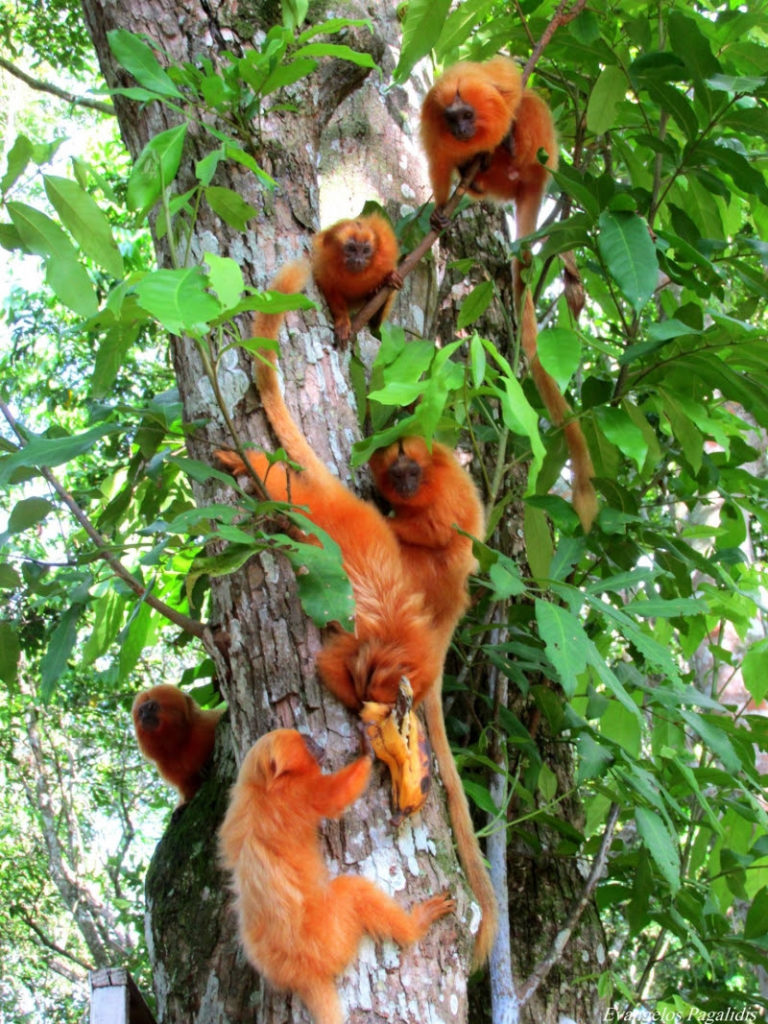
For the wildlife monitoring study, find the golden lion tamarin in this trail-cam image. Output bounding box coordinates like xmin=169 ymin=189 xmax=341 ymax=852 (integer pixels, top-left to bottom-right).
xmin=422 ymin=57 xmax=596 ymax=530
xmin=369 ymin=437 xmax=498 ymax=967
xmin=218 ymin=729 xmax=455 ymax=1024
xmin=420 ymin=56 xmax=523 ymax=228
xmin=216 ymin=265 xmax=497 ymax=966
xmin=132 ymin=684 xmax=223 ymax=802
xmin=311 ymin=212 xmax=402 ymax=345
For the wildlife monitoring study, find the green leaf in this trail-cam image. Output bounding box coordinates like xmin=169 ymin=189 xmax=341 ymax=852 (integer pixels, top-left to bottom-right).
xmin=81 ymin=590 xmax=126 ymax=666
xmin=107 ymin=29 xmax=183 ymax=98
xmin=463 ymin=779 xmax=499 ymax=815
xmin=44 ymin=175 xmax=124 ymax=278
xmin=488 ymin=555 xmax=526 ymax=599
xmin=204 ymin=186 xmax=258 ymax=231
xmin=1 ymin=134 xmax=33 ymax=194
xmin=597 ymin=210 xmax=658 ymax=310
xmin=7 ymin=201 xmax=74 ymax=258
xmin=587 ymin=66 xmax=626 ymax=135
xmin=577 ymin=733 xmax=614 ymax=782
xmin=679 ymin=710 xmax=740 ymax=774
xmin=745 ymin=887 xmax=768 ymax=940
xmin=8 ymin=497 xmax=54 ymax=534
xmin=0 ymin=425 xmax=118 ymax=484
xmin=40 ymin=603 xmax=84 ymax=699
xmin=126 ymin=123 xmax=188 ymax=213
xmin=599 ymin=699 xmax=641 ymax=757
xmin=46 ymin=252 xmax=99 ymax=316
xmin=742 ymin=640 xmax=768 ymax=705
xmin=204 ymin=253 xmax=245 ymax=311
xmin=0 ymin=621 xmax=20 ymax=684
xmin=134 ymin=267 xmax=222 ymax=334
xmin=457 ymin=280 xmax=494 ymax=329
xmin=469 ymin=333 xmax=486 ymax=388
xmin=92 ymin=323 xmax=141 ymax=399
xmin=538 ymin=762 xmax=558 ymax=802
xmin=296 ymin=18 xmax=373 ymax=44
xmin=0 ymin=565 xmax=21 ymax=589
xmin=292 ymin=43 xmax=376 ymax=69
xmin=622 ymin=596 xmax=707 ymax=618
xmin=635 ymin=805 xmax=680 ymax=894
xmin=538 ymin=328 xmax=582 ymax=391
xmin=434 ymin=0 xmax=495 ymax=60
xmin=595 ymin=406 xmax=648 ymax=471
xmin=281 ymin=0 xmax=309 ymax=31
xmin=668 ymin=12 xmax=721 ymax=84
xmin=260 ymin=57 xmax=318 ymax=96
xmin=535 ymin=601 xmax=589 ymax=696
xmin=524 ymin=505 xmax=553 ymax=582
xmin=498 ymin=376 xmax=546 ymax=482
xmin=281 ymin=527 xmax=355 ymax=630
xmin=393 ymin=0 xmax=453 ymax=83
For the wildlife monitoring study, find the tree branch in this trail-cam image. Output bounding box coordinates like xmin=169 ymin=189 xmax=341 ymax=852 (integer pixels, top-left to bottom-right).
xmin=486 ymin=620 xmax=522 ymax=1024
xmin=0 ymin=57 xmax=114 ymax=116
xmin=347 ymin=155 xmax=485 ymax=339
xmin=0 ymin=400 xmax=207 ymax=639
xmin=518 ymin=801 xmax=621 ymax=1007
xmin=18 ymin=910 xmax=94 ymax=973
xmin=521 ymin=0 xmax=588 ymax=86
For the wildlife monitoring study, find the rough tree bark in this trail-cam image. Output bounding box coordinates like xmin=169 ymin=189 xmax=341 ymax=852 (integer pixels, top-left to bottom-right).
xmin=80 ymin=1 xmax=473 ymax=1022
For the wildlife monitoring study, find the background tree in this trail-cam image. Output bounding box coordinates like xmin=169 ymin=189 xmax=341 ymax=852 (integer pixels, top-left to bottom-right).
xmin=1 ymin=1 xmax=768 ymax=1023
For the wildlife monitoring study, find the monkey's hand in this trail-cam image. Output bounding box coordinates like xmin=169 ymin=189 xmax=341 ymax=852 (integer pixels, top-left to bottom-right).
xmin=360 ymin=678 xmax=431 ymax=822
xmin=383 ymin=270 xmax=404 ymax=291
xmin=333 ymin=316 xmax=352 ymax=347
xmin=429 ymin=206 xmax=451 ymax=233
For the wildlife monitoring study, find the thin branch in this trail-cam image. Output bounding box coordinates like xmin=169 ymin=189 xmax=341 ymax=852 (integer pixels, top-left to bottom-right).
xmin=0 ymin=56 xmax=114 ymax=116
xmin=518 ymin=801 xmax=621 ymax=1007
xmin=347 ymin=154 xmax=486 ymax=339
xmin=18 ymin=911 xmax=94 ymax=973
xmin=0 ymin=400 xmax=207 ymax=639
xmin=521 ymin=0 xmax=588 ymax=86
xmin=487 ymin=620 xmax=521 ymax=1024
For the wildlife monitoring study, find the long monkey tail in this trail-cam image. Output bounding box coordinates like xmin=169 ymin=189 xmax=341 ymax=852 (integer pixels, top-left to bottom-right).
xmin=252 ymin=260 xmax=329 ymax=478
xmin=423 ymin=687 xmax=498 ymax=969
xmin=521 ymin=289 xmax=598 ymax=531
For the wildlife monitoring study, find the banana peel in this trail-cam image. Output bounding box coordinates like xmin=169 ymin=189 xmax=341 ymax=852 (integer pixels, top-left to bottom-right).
xmin=360 ymin=677 xmax=431 ymax=822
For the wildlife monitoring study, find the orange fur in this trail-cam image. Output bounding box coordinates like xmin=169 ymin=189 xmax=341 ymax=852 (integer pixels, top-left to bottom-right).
xmin=469 ymin=89 xmax=559 ymax=243
xmin=219 ymin=729 xmax=455 ymax=1024
xmin=521 ymin=289 xmax=598 ymax=530
xmin=216 ymin=263 xmax=442 ymax=710
xmin=369 ymin=437 xmax=498 ymax=968
xmin=369 ymin=437 xmax=482 ymax=651
xmin=132 ymin=684 xmax=223 ymax=802
xmin=216 ymin=266 xmax=497 ymax=965
xmin=311 ymin=212 xmax=401 ymax=346
xmin=421 ymin=56 xmax=523 ymax=215
xmin=422 ymin=56 xmax=596 ymax=529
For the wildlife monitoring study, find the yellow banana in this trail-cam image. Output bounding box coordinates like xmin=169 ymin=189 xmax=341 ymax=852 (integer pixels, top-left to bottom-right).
xmin=360 ymin=677 xmax=431 ymax=821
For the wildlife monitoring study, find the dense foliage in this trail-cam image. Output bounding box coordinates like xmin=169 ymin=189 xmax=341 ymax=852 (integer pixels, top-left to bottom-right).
xmin=1 ymin=0 xmax=767 ymax=1020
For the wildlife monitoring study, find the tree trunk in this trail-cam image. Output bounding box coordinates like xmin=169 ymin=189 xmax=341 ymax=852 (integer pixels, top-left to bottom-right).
xmin=80 ymin=1 xmax=473 ymax=1021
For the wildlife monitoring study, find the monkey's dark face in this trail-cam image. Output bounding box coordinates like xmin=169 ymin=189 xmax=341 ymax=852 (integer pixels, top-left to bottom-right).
xmin=132 ymin=686 xmax=191 ymax=733
xmin=136 ymin=699 xmax=161 ymax=731
xmin=387 ymin=453 xmax=423 ymax=499
xmin=443 ymin=96 xmax=477 ymax=141
xmin=342 ymin=233 xmax=374 ymax=273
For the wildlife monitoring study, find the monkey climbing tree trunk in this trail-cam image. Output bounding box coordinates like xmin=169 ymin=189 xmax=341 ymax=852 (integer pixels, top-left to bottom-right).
xmin=80 ymin=1 xmax=473 ymax=1022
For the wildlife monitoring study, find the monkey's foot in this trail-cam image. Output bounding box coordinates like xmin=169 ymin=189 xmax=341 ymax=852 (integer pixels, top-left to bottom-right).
xmin=429 ymin=206 xmax=451 ymax=233
xmin=360 ymin=678 xmax=431 ymax=822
